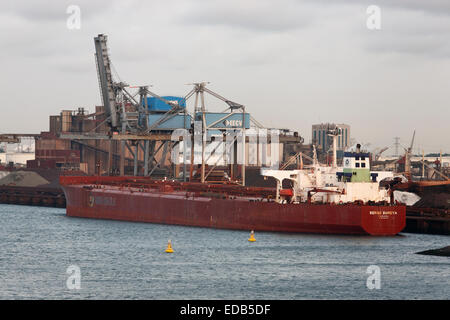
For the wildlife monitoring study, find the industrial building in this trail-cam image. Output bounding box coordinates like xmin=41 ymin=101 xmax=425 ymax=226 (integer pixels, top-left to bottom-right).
xmin=312 ymin=123 xmax=350 ymax=152
xmin=28 ymin=106 xmax=157 ymax=176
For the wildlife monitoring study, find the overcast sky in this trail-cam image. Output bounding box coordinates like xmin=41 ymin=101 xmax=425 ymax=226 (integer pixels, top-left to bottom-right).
xmin=1 ymin=0 xmax=449 ymax=154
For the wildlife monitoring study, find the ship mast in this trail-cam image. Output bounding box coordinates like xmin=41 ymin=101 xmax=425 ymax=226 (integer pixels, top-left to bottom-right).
xmin=327 ymin=126 xmax=340 ymax=168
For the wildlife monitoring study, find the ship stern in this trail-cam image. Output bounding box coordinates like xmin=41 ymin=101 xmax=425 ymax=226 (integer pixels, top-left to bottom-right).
xmin=361 ymin=205 xmax=406 ymax=235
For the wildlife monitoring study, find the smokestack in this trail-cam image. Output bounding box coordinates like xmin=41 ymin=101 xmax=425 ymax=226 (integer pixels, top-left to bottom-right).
xmin=356 ymin=144 xmax=361 ymax=153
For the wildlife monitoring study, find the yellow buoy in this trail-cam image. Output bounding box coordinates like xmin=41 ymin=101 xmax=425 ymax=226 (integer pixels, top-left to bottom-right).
xmin=165 ymin=239 xmax=174 ymax=253
xmin=248 ymin=230 xmax=256 ymax=242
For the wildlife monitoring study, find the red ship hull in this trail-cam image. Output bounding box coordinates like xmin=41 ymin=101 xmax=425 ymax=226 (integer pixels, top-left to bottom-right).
xmin=60 ymin=176 xmax=406 ymax=236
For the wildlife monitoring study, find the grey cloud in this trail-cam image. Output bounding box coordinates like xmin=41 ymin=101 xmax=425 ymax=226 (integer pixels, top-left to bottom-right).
xmin=373 ymin=0 xmax=450 ymax=15
xmin=364 ymin=33 xmax=450 ymax=59
xmin=308 ymin=0 xmax=450 ymax=15
xmin=179 ymin=0 xmax=312 ymax=32
xmin=1 ymin=1 xmax=67 ymax=21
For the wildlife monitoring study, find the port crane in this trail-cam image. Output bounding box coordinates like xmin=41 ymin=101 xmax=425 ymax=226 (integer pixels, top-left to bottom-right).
xmin=91 ymin=34 xmax=264 ymax=183
xmin=94 ymin=34 xmax=249 ymax=135
xmin=94 ymin=34 xmax=185 ymax=133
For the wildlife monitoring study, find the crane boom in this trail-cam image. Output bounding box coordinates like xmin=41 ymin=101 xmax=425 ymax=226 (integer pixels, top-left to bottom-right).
xmin=409 ymin=129 xmax=416 ymax=152
xmin=94 ymin=34 xmax=119 ymax=129
xmin=375 ymin=146 xmax=389 ymax=160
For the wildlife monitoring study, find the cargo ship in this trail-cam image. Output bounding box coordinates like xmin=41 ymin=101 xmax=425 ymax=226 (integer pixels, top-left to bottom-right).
xmin=60 ymin=145 xmax=406 ymax=235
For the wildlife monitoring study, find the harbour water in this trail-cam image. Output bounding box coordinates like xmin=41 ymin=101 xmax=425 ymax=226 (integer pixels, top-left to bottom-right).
xmin=0 ymin=204 xmax=448 ymax=300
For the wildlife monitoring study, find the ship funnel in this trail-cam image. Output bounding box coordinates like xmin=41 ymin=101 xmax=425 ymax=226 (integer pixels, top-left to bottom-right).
xmin=356 ymin=144 xmax=361 ymax=153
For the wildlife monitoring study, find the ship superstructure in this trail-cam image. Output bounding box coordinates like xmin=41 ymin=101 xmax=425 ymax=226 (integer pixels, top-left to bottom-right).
xmin=262 ymin=144 xmax=395 ymax=205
